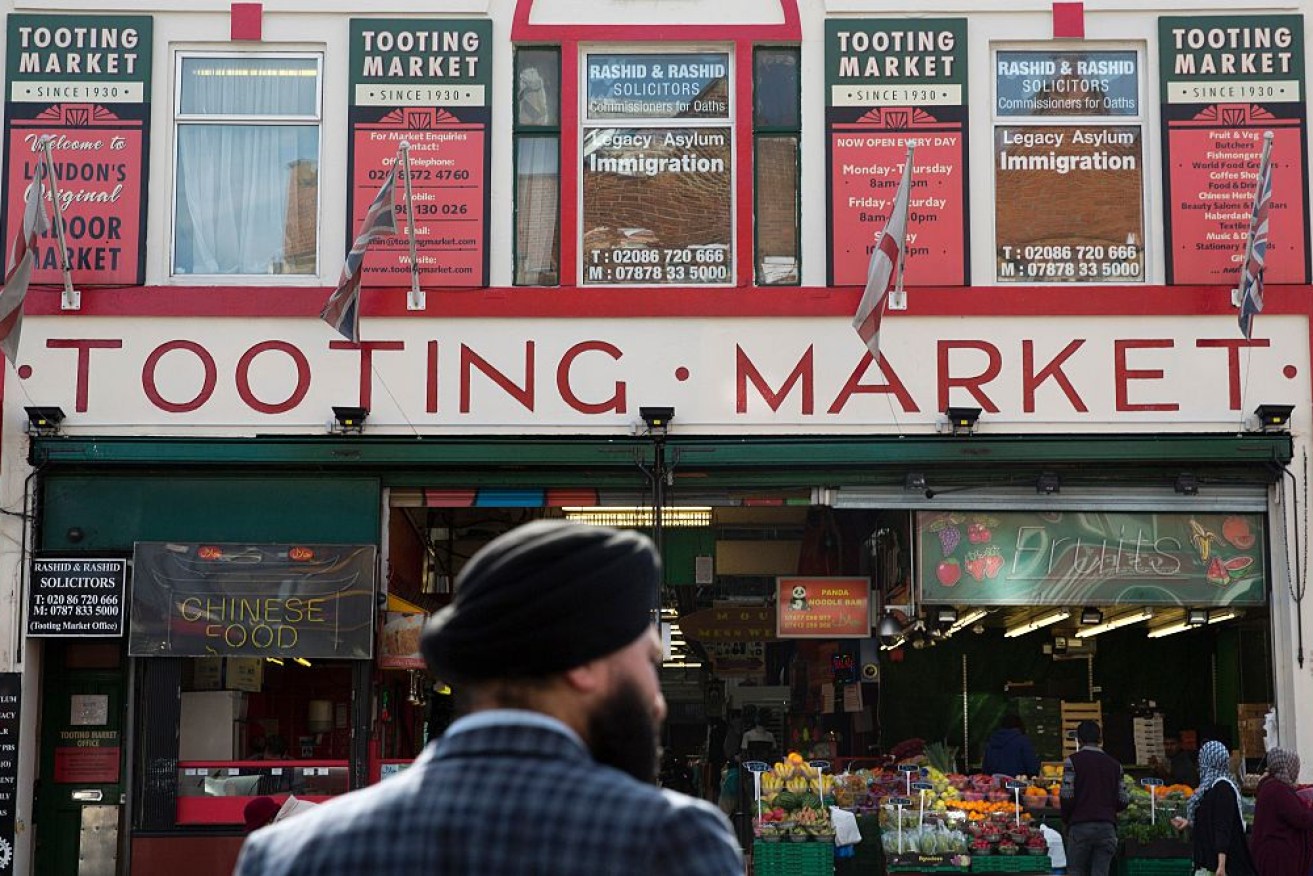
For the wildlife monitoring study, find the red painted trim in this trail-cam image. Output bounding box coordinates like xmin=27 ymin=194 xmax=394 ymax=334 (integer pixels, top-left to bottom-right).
xmin=735 ymin=49 xmax=755 ymax=287
xmin=230 ymin=2 xmax=263 ymax=41
xmin=18 ymin=284 xmax=1313 ymax=319
xmin=1052 ymin=2 xmax=1086 ymax=39
xmin=512 ymin=0 xmax=800 ymax=41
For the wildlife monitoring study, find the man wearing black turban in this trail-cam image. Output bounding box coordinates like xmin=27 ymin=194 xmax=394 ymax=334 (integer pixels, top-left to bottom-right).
xmin=237 ymin=520 xmax=744 ymax=876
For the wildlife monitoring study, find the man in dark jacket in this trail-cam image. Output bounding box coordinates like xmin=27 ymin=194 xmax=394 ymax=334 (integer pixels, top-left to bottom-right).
xmin=1060 ymin=721 xmax=1129 ymax=876
xmin=982 ymin=714 xmax=1041 ymax=777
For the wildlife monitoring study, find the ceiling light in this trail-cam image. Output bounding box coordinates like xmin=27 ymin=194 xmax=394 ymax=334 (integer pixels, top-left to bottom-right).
xmin=936 ymin=607 xmax=958 ymax=625
xmin=946 ymin=608 xmax=988 ymax=636
xmin=1149 ymin=608 xmax=1238 ymax=639
xmin=563 ymin=506 xmax=712 ymax=527
xmin=1186 ymin=607 xmax=1209 ymax=626
xmin=1080 ymin=607 xmax=1103 ymax=626
xmin=1004 ymin=609 xmax=1070 ymax=638
xmin=1207 ymin=609 xmax=1239 ymax=624
xmin=1075 ymin=608 xmax=1154 ymax=638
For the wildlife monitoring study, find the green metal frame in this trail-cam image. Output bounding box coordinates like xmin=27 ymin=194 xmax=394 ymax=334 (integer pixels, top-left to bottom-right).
xmin=29 ymin=432 xmax=1293 ymax=491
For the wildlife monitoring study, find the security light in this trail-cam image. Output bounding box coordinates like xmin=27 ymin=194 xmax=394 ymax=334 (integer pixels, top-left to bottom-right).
xmin=331 ymin=406 xmax=369 ymax=434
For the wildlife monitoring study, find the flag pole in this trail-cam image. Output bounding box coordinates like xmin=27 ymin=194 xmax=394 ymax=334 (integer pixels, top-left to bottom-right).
xmin=398 ymin=141 xmax=425 ymax=311
xmin=1232 ymin=131 xmax=1274 ymax=309
xmin=888 ymin=143 xmax=915 ymax=312
xmin=38 ymin=137 xmax=80 ymax=311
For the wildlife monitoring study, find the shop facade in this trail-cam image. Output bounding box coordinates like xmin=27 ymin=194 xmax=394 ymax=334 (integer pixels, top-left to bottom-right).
xmin=0 ymin=0 xmax=1308 ymax=873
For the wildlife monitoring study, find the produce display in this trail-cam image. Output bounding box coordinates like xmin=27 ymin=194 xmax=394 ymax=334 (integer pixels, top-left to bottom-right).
xmin=1118 ymin=777 xmax=1194 ymax=844
xmin=755 ymin=752 xmax=836 ymax=842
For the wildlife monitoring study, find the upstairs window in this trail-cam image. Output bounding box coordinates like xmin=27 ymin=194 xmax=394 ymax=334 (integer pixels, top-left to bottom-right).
xmin=753 ymin=47 xmax=800 ymax=285
xmin=173 ymin=54 xmax=321 ymax=277
xmin=513 ymin=47 xmax=561 ymax=286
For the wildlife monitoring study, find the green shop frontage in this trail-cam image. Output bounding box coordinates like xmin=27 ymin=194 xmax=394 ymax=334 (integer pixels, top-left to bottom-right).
xmin=20 ymin=431 xmax=1295 ymax=876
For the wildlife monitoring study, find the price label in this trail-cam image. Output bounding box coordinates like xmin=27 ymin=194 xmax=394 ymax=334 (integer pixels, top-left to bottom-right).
xmin=1005 ymin=780 xmax=1030 ymax=791
xmin=912 ymin=781 xmax=935 ymax=791
xmin=809 ymin=760 xmax=831 ymax=771
xmin=898 ymin=764 xmax=921 ymax=774
xmin=888 ymin=796 xmax=912 ymax=807
xmin=743 ymin=761 xmax=770 ymax=773
xmin=1141 ymin=777 xmax=1165 ymax=787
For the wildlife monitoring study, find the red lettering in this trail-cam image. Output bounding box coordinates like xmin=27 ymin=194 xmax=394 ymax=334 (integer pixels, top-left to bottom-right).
xmin=427 ymin=341 xmax=439 ymax=414
xmin=736 ymin=346 xmax=813 ymax=414
xmin=1022 ymin=340 xmax=1088 ymax=413
xmin=827 ymin=352 xmax=918 ymax=414
xmin=235 ymin=341 xmax=311 ymax=414
xmin=46 ymin=339 xmax=122 ymax=413
xmin=1196 ymin=338 xmax=1271 ymax=410
xmin=329 ymin=340 xmax=405 ymax=410
xmin=937 ymin=341 xmax=1001 ymax=413
xmin=1114 ymin=339 xmax=1178 ymax=412
xmin=142 ymin=341 xmax=216 ymax=413
xmin=460 ymin=343 xmax=534 ymax=413
xmin=557 ymin=341 xmax=626 ymax=414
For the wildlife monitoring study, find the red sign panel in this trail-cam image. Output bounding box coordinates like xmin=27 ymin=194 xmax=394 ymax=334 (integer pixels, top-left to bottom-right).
xmin=1166 ymin=109 xmax=1307 ymax=284
xmin=776 ymin=576 xmax=870 ymax=639
xmin=352 ymin=115 xmax=486 ymax=286
xmin=830 ymin=117 xmax=967 ymax=286
xmin=54 ymin=745 xmax=121 ymax=784
xmin=5 ymin=107 xmax=145 ymax=285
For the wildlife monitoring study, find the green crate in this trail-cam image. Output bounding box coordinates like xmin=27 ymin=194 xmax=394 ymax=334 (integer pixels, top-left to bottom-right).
xmin=969 ymin=854 xmax=1051 ymax=873
xmin=1118 ymin=859 xmax=1193 ymax=876
xmin=753 ymin=840 xmax=833 ymax=876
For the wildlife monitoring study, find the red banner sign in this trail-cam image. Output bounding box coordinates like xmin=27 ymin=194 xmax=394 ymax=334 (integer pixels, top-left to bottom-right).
xmin=776 ymin=577 xmax=870 ymax=639
xmin=6 ymin=107 xmax=145 ymax=284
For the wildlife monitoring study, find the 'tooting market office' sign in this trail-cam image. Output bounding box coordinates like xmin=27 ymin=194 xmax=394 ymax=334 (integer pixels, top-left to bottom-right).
xmin=129 ymin=543 xmax=376 ymax=659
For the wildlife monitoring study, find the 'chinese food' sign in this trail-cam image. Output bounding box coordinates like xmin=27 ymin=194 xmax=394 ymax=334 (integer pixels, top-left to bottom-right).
xmin=130 ymin=543 xmax=376 ymax=659
xmin=917 ymin=511 xmax=1266 ymax=606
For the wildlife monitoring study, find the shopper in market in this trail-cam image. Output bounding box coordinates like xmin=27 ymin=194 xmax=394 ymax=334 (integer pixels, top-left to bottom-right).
xmin=981 ymin=713 xmax=1041 ymax=778
xmin=1171 ymin=739 xmax=1256 ymax=876
xmin=1059 ymin=720 xmax=1129 ymax=876
xmin=1250 ymin=748 xmax=1313 ymax=876
xmin=236 ymin=520 xmax=743 ymax=876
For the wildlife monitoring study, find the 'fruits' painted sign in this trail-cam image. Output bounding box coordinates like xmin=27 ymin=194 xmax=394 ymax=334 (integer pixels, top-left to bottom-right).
xmin=917 ymin=510 xmax=1265 ymax=606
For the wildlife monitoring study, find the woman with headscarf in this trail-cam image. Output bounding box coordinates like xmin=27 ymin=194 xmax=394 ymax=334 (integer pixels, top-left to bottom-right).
xmin=1250 ymin=748 xmax=1313 ymax=876
xmin=1171 ymin=740 xmax=1255 ymax=876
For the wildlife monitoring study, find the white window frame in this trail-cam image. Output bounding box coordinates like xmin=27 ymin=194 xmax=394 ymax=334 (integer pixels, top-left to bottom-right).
xmin=170 ymin=50 xmax=324 ymax=283
xmin=578 ymin=44 xmax=737 ymax=288
xmin=989 ymin=42 xmax=1151 ymax=287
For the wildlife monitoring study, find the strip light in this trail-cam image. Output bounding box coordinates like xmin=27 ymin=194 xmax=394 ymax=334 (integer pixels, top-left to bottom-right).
xmin=946 ymin=608 xmax=989 ymax=637
xmin=1147 ymin=609 xmax=1239 ymax=639
xmin=563 ymin=506 xmax=712 ymax=527
xmin=1075 ymin=608 xmax=1154 ymax=638
xmin=1004 ymin=609 xmax=1071 ymax=638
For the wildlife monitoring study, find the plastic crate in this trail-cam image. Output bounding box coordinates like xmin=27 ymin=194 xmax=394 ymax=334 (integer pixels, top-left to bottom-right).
xmin=753 ymin=840 xmax=834 ymax=876
xmin=969 ymin=854 xmax=1052 ymax=873
xmin=1117 ymin=859 xmax=1193 ymax=876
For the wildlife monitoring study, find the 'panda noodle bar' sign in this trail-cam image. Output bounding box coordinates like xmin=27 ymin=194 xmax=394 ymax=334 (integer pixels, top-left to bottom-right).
xmin=776 ymin=576 xmax=871 ymax=639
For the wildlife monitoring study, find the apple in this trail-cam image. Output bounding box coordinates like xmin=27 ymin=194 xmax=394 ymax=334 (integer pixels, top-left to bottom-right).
xmin=937 ymin=558 xmax=962 ymax=586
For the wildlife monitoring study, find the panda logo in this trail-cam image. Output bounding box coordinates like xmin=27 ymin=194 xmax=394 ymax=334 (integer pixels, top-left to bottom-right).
xmin=789 ymin=584 xmax=809 ymax=611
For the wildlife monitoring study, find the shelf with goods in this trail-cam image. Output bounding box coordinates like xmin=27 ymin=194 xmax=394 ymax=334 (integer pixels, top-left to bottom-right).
xmin=1060 ymin=701 xmax=1103 ymax=756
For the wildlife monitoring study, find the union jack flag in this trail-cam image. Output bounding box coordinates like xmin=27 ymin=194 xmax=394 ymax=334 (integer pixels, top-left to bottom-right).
xmin=1237 ymin=139 xmax=1273 ymax=340
xmin=0 ymin=156 xmax=51 ymax=365
xmin=321 ymin=163 xmax=399 ymax=343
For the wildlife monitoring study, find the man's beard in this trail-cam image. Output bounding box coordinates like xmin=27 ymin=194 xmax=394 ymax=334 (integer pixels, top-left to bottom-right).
xmin=587 ymin=677 xmax=661 ymax=784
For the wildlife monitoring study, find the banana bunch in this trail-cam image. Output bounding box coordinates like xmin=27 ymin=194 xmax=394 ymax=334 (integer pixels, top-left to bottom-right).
xmin=786 ymin=775 xmax=809 ymax=795
xmin=809 ymin=774 xmax=834 ymax=796
xmin=762 ymin=772 xmax=784 ymax=794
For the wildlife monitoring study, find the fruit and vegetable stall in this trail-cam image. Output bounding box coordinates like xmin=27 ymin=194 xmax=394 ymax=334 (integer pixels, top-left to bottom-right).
xmin=751 ymin=744 xmax=1204 ymax=875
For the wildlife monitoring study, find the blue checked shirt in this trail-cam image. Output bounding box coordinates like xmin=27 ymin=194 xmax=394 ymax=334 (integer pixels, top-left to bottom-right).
xmin=235 ymin=710 xmax=744 ymax=875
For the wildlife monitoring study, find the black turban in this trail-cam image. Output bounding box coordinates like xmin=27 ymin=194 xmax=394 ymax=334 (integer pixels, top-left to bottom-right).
xmin=421 ymin=520 xmax=659 ymax=680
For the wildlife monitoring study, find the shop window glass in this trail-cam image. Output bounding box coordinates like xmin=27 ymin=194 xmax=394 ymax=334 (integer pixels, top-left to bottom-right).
xmin=753 ymin=47 xmax=800 ymax=286
xmin=992 ymin=48 xmax=1145 ymax=283
xmin=581 ymin=49 xmax=732 ymax=286
xmin=514 ymin=48 xmax=561 ymax=286
xmin=173 ymin=54 xmax=321 ymax=277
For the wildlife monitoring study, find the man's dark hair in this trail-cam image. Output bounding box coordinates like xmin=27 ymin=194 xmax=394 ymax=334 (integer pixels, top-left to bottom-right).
xmin=1000 ymin=714 xmax=1025 ymax=733
xmin=1076 ymin=720 xmax=1101 ymax=744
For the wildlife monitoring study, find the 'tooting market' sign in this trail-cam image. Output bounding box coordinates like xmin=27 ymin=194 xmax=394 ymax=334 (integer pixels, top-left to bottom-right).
xmin=129 ymin=543 xmax=376 ymax=659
